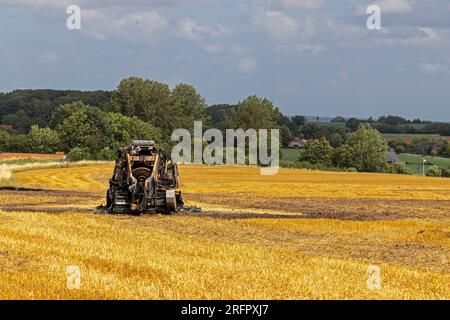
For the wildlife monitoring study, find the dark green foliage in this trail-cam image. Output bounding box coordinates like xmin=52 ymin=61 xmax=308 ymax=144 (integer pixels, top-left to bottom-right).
xmin=96 ymin=147 xmax=116 ymax=161
xmin=426 ymin=165 xmax=443 ymax=177
xmin=67 ymin=147 xmax=90 ymax=162
xmin=345 ymin=117 xmax=360 ymax=132
xmin=206 ymin=104 xmax=234 ymax=130
xmin=331 ymin=116 xmax=346 ymax=122
xmin=377 ymin=115 xmax=410 ymax=126
xmin=299 ymin=138 xmax=334 ymax=167
xmin=226 ymin=96 xmax=279 ymax=130
xmin=56 ymin=105 xmax=114 ymax=153
xmin=0 ymin=89 xmax=111 ymax=132
xmin=27 ymin=125 xmax=60 ymax=153
xmin=343 ymin=124 xmax=388 ymax=172
xmin=388 ymin=138 xmax=408 ymax=154
xmin=382 ymin=162 xmax=410 ymax=175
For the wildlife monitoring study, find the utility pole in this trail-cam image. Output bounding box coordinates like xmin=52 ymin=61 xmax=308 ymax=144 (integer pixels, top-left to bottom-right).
xmin=422 ymin=156 xmax=427 ymax=176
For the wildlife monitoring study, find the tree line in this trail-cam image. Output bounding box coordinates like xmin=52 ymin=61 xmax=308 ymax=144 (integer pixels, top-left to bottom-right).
xmin=0 ymin=76 xmax=449 ymax=176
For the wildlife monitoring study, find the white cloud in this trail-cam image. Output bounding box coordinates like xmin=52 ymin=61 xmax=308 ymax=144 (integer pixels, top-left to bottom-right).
xmin=0 ymin=0 xmax=70 ymax=8
xmin=275 ymin=43 xmax=324 ymax=56
xmin=238 ymin=57 xmax=258 ymax=74
xmin=255 ymin=10 xmax=315 ymax=42
xmin=371 ymin=0 xmax=412 ymax=13
xmin=82 ymin=9 xmax=168 ymax=41
xmin=376 ymin=27 xmax=440 ymax=46
xmin=176 ymin=18 xmax=233 ymax=42
xmin=420 ymin=62 xmax=450 ymax=75
xmin=354 ymin=0 xmax=412 ymax=15
xmin=272 ymin=0 xmax=326 ymax=10
xmin=260 ymin=10 xmax=298 ymax=40
xmin=0 ymin=0 xmax=208 ymax=9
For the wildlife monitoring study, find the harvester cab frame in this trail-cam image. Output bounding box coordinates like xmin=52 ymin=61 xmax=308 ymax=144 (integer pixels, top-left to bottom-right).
xmin=105 ymin=140 xmax=183 ymax=215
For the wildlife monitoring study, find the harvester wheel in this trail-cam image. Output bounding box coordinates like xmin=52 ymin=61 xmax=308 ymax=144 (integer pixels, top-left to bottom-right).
xmin=166 ymin=189 xmax=177 ymax=213
xmin=106 ymin=190 xmax=112 ymax=209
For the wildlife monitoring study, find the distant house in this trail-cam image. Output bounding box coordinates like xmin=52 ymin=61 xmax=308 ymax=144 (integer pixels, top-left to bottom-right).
xmin=288 ymin=137 xmax=307 ymax=148
xmin=387 ymin=148 xmax=400 ymax=163
xmin=0 ymin=124 xmax=13 ymax=130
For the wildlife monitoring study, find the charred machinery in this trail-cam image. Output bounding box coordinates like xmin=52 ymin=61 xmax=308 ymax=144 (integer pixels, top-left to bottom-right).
xmin=105 ymin=140 xmax=183 ymax=214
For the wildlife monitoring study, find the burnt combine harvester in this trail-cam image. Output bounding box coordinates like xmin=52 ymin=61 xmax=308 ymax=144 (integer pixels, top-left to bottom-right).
xmin=105 ymin=140 xmax=183 ymax=215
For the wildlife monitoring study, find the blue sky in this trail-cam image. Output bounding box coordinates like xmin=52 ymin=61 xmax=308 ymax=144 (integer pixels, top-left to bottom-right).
xmin=1 ymin=0 xmax=450 ymax=120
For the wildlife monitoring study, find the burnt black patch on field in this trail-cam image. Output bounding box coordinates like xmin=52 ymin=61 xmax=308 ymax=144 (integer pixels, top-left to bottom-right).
xmin=0 ymin=187 xmax=102 ymax=213
xmin=187 ymin=194 xmax=450 ymax=221
xmin=0 ymin=186 xmax=100 ymax=198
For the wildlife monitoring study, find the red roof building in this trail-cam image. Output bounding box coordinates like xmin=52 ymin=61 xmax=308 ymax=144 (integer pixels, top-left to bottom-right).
xmin=0 ymin=124 xmax=13 ymax=130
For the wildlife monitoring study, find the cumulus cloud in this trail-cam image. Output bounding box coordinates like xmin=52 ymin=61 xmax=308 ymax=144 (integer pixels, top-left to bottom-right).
xmin=354 ymin=0 xmax=412 ymax=15
xmin=274 ymin=43 xmax=325 ymax=57
xmin=254 ymin=10 xmax=315 ymax=42
xmin=420 ymin=62 xmax=450 ymax=76
xmin=374 ymin=27 xmax=440 ymax=46
xmin=176 ymin=18 xmax=233 ymax=42
xmin=0 ymin=0 xmax=210 ymax=9
xmin=351 ymin=0 xmax=450 ymax=29
xmin=271 ymin=0 xmax=326 ymax=10
xmin=4 ymin=1 xmax=233 ymax=45
xmin=81 ymin=9 xmax=168 ymax=41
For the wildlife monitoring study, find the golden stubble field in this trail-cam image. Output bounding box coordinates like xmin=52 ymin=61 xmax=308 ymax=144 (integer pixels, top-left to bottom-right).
xmin=0 ymin=164 xmax=449 ymax=299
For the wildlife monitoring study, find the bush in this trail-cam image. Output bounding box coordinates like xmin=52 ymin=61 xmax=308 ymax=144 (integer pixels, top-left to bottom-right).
xmin=300 ymin=138 xmax=333 ymax=167
xmin=345 ymin=124 xmax=388 ymax=172
xmin=441 ymin=169 xmax=450 ymax=178
xmin=27 ymin=125 xmax=60 ymax=153
xmin=67 ymin=147 xmax=90 ymax=162
xmin=426 ymin=165 xmax=442 ymax=177
xmin=382 ymin=163 xmax=410 ymax=175
xmin=96 ymin=147 xmax=116 ymax=161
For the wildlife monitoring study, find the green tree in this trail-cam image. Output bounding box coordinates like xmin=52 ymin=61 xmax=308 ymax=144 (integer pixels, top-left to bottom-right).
xmin=345 ymin=117 xmax=360 ymax=132
xmin=292 ymin=115 xmax=306 ymax=125
xmin=106 ymin=112 xmax=162 ymax=149
xmin=227 ymin=96 xmax=279 ymax=130
xmin=67 ymin=147 xmax=90 ymax=162
xmin=332 ymin=116 xmax=346 ymax=122
xmin=96 ymin=147 xmax=116 ymax=161
xmin=333 ymin=144 xmax=354 ymax=168
xmin=172 ymin=83 xmax=207 ymax=124
xmin=206 ymin=104 xmax=234 ymax=131
xmin=50 ymin=101 xmax=88 ymax=127
xmin=2 ymin=109 xmax=33 ymax=133
xmin=108 ymin=77 xmax=172 ymax=120
xmin=280 ymin=125 xmax=294 ymax=147
xmin=388 ymin=138 xmax=408 ymax=154
xmin=329 ymin=133 xmax=344 ymax=148
xmin=345 ymin=124 xmax=388 ymax=172
xmin=27 ymin=125 xmax=60 ymax=153
xmin=0 ymin=129 xmax=9 ymax=152
xmin=107 ymin=77 xmax=185 ymax=143
xmin=300 ymin=138 xmax=334 ymax=166
xmin=56 ymin=104 xmax=113 ymax=152
xmin=6 ymin=134 xmax=30 ymax=153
